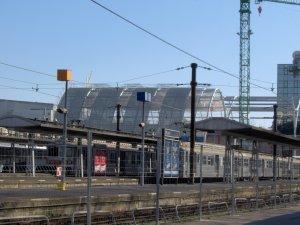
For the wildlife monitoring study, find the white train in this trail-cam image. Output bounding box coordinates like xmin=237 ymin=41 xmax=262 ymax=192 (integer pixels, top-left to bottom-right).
xmin=1 ymin=140 xmax=298 ymax=181
xmin=179 ymin=142 xmax=300 ymax=180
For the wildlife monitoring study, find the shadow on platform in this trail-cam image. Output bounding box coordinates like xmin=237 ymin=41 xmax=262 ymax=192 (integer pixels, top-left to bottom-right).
xmin=245 ymin=211 xmax=300 ymax=225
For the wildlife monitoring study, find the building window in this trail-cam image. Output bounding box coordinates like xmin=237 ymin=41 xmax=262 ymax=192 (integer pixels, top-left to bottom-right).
xmin=112 ymin=108 xmax=125 ymax=123
xmin=183 ymin=111 xmax=190 ymax=122
xmin=147 ymin=110 xmax=160 ymax=124
xmin=81 ymin=108 xmax=91 ymax=121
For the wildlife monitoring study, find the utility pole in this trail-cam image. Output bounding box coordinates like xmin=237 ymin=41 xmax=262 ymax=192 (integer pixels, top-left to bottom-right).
xmin=87 ymin=131 xmax=92 ymax=225
xmin=137 ymin=92 xmax=151 ymax=186
xmin=155 ymin=136 xmax=162 ymax=225
xmin=62 ymin=81 xmax=69 ymax=184
xmin=190 ymin=63 xmax=197 ymax=184
xmin=116 ymin=104 xmax=121 ymax=176
xmin=273 ymin=104 xmax=278 ymax=207
xmin=141 ymin=101 xmax=145 ymax=186
xmin=57 ymin=69 xmax=72 ymax=190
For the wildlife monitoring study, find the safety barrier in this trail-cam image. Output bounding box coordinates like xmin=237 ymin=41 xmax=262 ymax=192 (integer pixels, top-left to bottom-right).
xmin=208 ymin=201 xmax=229 ymax=214
xmin=2 ymin=192 xmax=300 ymax=224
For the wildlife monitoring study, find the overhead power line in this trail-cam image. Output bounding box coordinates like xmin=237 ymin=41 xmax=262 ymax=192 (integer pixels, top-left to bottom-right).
xmin=0 ymin=60 xmax=85 ymax=85
xmin=0 ymin=74 xmax=38 ymax=85
xmin=0 ymin=84 xmax=59 ymax=98
xmin=0 ymin=74 xmax=63 ymax=87
xmin=0 ymin=61 xmax=55 ymax=78
xmin=88 ymin=0 xmax=275 ymax=94
xmin=118 ymin=66 xmax=189 ymax=84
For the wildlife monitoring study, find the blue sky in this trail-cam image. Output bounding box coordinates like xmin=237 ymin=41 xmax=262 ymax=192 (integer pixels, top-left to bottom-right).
xmin=0 ymin=0 xmax=299 ymax=104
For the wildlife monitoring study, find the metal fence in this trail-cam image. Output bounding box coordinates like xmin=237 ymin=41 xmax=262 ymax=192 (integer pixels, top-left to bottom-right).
xmin=0 ymin=181 xmax=299 ymax=224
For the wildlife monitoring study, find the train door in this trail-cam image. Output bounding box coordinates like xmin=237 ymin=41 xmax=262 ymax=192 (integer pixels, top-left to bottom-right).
xmin=240 ymin=154 xmax=244 ymax=180
xmin=215 ymin=155 xmax=220 ymax=177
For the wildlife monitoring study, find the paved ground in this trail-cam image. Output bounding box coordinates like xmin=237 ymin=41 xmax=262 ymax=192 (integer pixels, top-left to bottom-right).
xmin=182 ymin=205 xmax=300 ymax=225
xmin=0 ymin=180 xmax=297 ymax=201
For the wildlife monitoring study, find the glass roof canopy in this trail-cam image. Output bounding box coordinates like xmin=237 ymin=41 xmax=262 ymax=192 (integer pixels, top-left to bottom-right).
xmin=57 ymin=85 xmax=227 ymax=135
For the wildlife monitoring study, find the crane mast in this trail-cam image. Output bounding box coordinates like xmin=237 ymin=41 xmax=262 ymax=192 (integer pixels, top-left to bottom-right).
xmin=239 ymin=0 xmax=251 ymax=124
xmin=239 ymin=0 xmax=300 ymax=124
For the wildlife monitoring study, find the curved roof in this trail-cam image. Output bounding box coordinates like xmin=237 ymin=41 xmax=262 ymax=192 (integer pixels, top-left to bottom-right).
xmin=56 ymin=85 xmax=227 ymax=134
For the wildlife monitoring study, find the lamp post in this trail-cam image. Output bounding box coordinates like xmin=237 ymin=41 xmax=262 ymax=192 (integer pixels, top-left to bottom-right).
xmin=57 ymin=69 xmax=72 ymax=190
xmin=137 ymin=91 xmax=151 ymax=186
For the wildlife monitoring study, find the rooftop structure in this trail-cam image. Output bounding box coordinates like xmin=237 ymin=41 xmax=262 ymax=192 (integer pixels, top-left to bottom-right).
xmin=56 ymin=85 xmax=227 ymax=135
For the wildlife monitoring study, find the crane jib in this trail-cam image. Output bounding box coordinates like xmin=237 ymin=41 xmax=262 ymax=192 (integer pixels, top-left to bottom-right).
xmin=255 ymin=0 xmax=300 ymax=6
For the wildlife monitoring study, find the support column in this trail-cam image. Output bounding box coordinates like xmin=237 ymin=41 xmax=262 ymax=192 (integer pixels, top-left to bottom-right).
xmin=86 ymin=131 xmax=92 ymax=225
xmin=230 ymin=139 xmax=235 ymax=215
xmin=190 ymin=63 xmax=198 ymax=184
xmin=155 ymin=137 xmax=162 ymax=225
xmin=11 ymin=143 xmax=16 ymax=174
xmin=29 ymin=134 xmax=36 ymax=177
xmin=31 ymin=144 xmax=35 ymax=177
xmin=289 ymin=154 xmax=293 ymax=202
xmin=116 ymin=103 xmax=121 ymax=176
xmin=77 ymin=138 xmax=83 ymax=177
xmin=80 ymin=150 xmax=84 ymax=178
xmin=273 ymin=104 xmax=278 ymax=207
xmin=199 ymin=144 xmax=203 ymax=220
xmin=224 ymin=136 xmax=231 ymax=183
xmin=141 ymin=101 xmax=145 ymax=186
xmin=253 ymin=140 xmax=259 ymax=210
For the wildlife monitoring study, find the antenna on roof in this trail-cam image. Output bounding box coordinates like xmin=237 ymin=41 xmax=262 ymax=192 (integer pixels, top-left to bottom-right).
xmin=85 ymin=71 xmax=93 ymax=87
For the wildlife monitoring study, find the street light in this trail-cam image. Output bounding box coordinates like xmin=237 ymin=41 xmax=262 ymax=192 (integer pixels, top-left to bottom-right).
xmin=137 ymin=91 xmax=151 ymax=186
xmin=57 ymin=69 xmax=72 ymax=191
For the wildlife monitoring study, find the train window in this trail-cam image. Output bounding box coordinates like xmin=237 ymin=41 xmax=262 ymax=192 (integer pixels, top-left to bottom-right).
xmin=131 ymin=154 xmax=136 ymax=165
xmin=48 ymin=146 xmax=58 ymax=157
xmin=202 ymin=156 xmax=207 ymax=165
xmin=109 ymin=152 xmax=116 ymax=164
xmin=268 ymin=160 xmax=273 ymax=168
xmin=137 ymin=154 xmax=141 ymax=165
xmin=207 ymin=156 xmax=214 ymax=166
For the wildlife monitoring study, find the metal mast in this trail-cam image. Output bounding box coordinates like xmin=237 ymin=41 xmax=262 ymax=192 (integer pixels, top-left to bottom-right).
xmin=239 ymin=0 xmax=251 ymax=124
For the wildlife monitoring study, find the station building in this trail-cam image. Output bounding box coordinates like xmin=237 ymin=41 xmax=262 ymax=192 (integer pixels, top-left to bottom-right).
xmin=0 ymin=99 xmax=56 ymax=121
xmin=56 ymin=85 xmax=227 ymax=137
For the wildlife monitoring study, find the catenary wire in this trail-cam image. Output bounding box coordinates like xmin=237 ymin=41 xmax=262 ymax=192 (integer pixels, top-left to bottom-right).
xmin=88 ymin=0 xmax=275 ymax=94
xmin=117 ymin=66 xmax=189 ymax=84
xmin=0 ymin=84 xmax=60 ymax=98
xmin=0 ymin=60 xmax=86 ymax=85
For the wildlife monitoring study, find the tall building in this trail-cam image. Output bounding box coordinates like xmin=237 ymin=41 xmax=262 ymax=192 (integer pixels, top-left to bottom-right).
xmin=277 ymin=51 xmax=300 ymax=125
